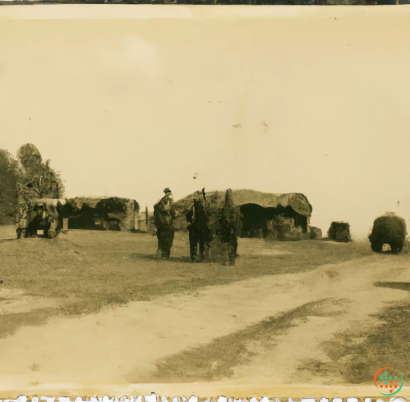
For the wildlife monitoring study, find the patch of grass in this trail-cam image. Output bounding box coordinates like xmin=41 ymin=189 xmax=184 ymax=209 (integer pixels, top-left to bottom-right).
xmin=0 ymin=230 xmax=372 ymax=338
xmin=297 ymin=283 xmax=410 ymax=384
xmin=0 ymin=308 xmax=56 ymax=339
xmin=374 ymin=281 xmax=410 ymax=292
xmin=137 ymin=298 xmax=345 ymax=383
xmin=325 ymin=270 xmax=339 ymax=279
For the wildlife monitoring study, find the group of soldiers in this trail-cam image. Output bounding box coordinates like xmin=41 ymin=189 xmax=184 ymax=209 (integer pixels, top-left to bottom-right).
xmin=153 ymin=187 xmax=243 ymax=265
xmin=14 ymin=144 xmax=244 ymax=261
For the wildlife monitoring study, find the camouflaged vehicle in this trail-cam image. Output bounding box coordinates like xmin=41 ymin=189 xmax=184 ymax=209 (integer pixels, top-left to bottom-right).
xmin=17 ymin=198 xmax=67 ymax=239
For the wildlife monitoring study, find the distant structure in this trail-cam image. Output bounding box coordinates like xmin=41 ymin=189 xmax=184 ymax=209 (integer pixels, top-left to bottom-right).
xmin=172 ymin=189 xmax=313 ymax=241
xmin=137 ymin=207 xmax=150 ymax=232
xmin=62 ymin=197 xmax=140 ymax=232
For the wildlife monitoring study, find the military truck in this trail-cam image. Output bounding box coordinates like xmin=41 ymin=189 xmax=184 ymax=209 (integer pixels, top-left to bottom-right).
xmin=17 ymin=199 xmax=67 ymax=239
xmin=369 ymin=212 xmax=407 ymax=254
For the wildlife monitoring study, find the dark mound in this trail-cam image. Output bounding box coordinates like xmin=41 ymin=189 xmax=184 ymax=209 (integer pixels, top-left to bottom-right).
xmin=310 ymin=226 xmax=322 ymax=240
xmin=368 ymin=213 xmax=407 ymax=254
xmin=328 ymin=221 xmax=351 ymax=242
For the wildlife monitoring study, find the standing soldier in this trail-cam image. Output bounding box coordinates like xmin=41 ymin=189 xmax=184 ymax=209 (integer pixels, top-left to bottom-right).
xmin=220 ymin=189 xmax=242 ymax=266
xmin=186 ymin=188 xmax=210 ymax=263
xmin=153 ymin=188 xmax=176 ymax=259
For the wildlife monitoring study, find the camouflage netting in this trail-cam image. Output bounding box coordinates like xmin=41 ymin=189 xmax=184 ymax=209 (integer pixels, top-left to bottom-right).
xmin=368 ymin=212 xmax=407 ymax=254
xmin=64 ymin=197 xmax=140 ymax=231
xmin=0 ymin=144 xmax=64 ymax=227
xmin=172 ymin=189 xmax=312 ymax=241
xmin=327 ymin=221 xmax=351 ymax=242
xmin=173 ymin=189 xmax=312 ymax=217
xmin=17 ymin=143 xmax=42 ymax=170
xmin=25 ymin=198 xmax=67 ymax=238
xmin=17 ymin=143 xmax=65 ymax=199
xmin=271 ymin=215 xmax=305 ymax=241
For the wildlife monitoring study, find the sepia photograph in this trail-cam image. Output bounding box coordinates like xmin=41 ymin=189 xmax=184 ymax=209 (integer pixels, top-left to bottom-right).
xmin=0 ymin=5 xmax=410 ymax=398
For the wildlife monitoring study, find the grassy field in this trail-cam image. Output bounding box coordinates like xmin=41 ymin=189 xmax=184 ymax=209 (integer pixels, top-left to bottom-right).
xmin=2 ymin=226 xmax=410 ymax=388
xmin=298 ymin=284 xmax=410 ymax=385
xmin=0 ymin=226 xmax=372 ymax=339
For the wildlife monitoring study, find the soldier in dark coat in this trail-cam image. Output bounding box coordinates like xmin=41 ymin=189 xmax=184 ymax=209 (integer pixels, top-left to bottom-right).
xmin=186 ymin=188 xmax=210 ymax=263
xmin=154 ymin=188 xmax=176 ymax=259
xmin=220 ymin=189 xmax=242 ymax=266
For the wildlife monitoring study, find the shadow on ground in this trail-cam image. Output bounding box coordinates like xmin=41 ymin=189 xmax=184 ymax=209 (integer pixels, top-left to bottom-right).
xmin=129 ymin=253 xmax=192 ymax=263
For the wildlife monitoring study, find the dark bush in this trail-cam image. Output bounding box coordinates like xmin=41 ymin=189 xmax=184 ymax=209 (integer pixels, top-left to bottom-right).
xmin=310 ymin=226 xmax=322 ymax=240
xmin=328 ymin=221 xmax=351 ymax=242
xmin=368 ymin=213 xmax=407 ymax=254
xmin=0 ymin=149 xmax=21 ymax=225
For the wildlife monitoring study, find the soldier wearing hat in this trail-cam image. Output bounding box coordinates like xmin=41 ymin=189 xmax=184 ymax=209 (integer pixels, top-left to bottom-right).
xmin=153 ymin=188 xmax=176 ymax=259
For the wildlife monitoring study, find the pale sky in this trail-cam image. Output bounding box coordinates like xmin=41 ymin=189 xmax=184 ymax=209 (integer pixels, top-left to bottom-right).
xmin=1 ymin=6 xmax=410 ymax=239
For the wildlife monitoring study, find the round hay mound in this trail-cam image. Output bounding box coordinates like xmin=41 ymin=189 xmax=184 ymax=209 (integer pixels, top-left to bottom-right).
xmin=328 ymin=221 xmax=351 ymax=242
xmin=310 ymin=226 xmax=322 ymax=240
xmin=368 ymin=212 xmax=407 ymax=254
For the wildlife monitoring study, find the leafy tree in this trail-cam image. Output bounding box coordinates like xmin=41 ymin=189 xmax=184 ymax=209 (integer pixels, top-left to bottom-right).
xmin=0 ymin=149 xmax=21 ymax=225
xmin=17 ymin=143 xmax=65 ymax=199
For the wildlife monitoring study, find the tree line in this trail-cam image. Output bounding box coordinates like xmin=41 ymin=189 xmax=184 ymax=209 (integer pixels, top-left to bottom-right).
xmin=0 ymin=144 xmax=64 ymax=225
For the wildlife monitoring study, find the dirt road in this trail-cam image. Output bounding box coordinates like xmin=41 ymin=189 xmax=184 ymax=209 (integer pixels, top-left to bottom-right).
xmin=0 ymin=237 xmax=409 ymax=395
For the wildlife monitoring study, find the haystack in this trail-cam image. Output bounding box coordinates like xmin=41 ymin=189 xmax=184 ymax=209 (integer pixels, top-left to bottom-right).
xmin=310 ymin=226 xmax=322 ymax=240
xmin=328 ymin=221 xmax=351 ymax=242
xmin=368 ymin=212 xmax=407 ymax=254
xmin=172 ymin=189 xmax=313 ymax=241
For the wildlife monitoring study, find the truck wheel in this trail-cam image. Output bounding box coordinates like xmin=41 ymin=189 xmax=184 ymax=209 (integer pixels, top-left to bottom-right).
xmin=391 ymin=241 xmax=403 ymax=254
xmin=48 ymin=230 xmax=57 ymax=238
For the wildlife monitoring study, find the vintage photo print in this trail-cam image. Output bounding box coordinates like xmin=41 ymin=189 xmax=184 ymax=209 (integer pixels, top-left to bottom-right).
xmin=0 ymin=4 xmax=409 ymax=399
